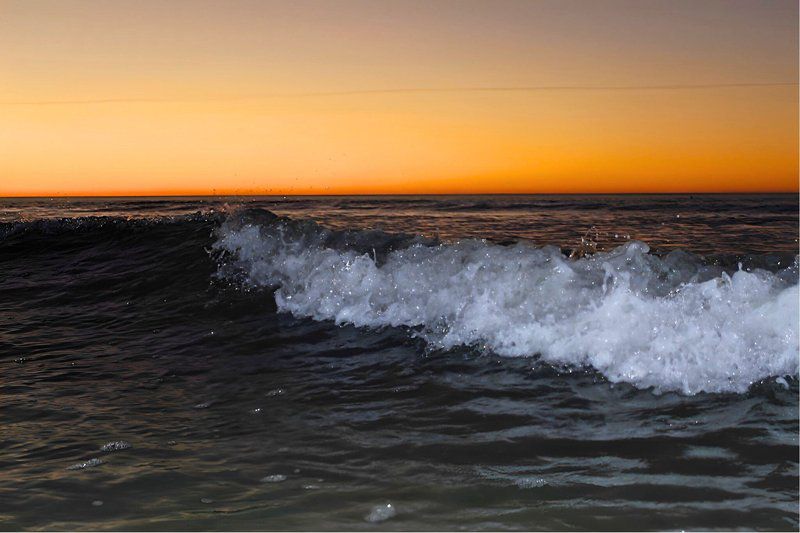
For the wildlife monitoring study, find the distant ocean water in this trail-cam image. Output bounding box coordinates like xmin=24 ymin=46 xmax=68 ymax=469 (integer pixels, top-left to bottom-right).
xmin=0 ymin=194 xmax=797 ymax=530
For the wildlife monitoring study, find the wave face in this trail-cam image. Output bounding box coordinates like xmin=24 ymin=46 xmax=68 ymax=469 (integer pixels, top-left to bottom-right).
xmin=214 ymin=209 xmax=799 ymax=394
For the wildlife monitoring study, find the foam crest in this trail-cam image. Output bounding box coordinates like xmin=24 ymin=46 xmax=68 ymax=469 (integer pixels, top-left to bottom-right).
xmin=213 ymin=211 xmax=799 ymax=394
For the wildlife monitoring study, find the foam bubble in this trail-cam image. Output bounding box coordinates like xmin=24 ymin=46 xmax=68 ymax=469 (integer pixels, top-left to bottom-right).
xmin=214 ymin=212 xmax=799 ymax=395
xmin=366 ymin=503 xmax=396 ymax=523
xmin=261 ymin=474 xmax=287 ymax=483
xmin=100 ymin=441 xmax=131 ymax=452
xmin=67 ymin=458 xmax=103 ymax=470
xmin=516 ymin=477 xmax=548 ymax=488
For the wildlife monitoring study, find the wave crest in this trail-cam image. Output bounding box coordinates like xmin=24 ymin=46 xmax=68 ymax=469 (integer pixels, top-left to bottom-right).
xmin=213 ymin=209 xmax=799 ymax=394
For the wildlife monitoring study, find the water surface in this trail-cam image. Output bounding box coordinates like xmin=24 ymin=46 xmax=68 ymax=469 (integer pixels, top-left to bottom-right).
xmin=0 ymin=195 xmax=797 ymax=530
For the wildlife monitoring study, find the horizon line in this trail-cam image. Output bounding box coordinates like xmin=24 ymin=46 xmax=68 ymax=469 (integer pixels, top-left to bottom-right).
xmin=2 ymin=191 xmax=798 ymax=199
xmin=2 ymin=82 xmax=797 ymax=106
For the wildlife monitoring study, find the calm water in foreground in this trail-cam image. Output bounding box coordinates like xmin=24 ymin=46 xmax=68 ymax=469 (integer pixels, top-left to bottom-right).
xmin=0 ymin=195 xmax=797 ymax=530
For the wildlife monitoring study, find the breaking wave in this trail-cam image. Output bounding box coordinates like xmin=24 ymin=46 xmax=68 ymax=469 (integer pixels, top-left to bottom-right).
xmin=213 ymin=209 xmax=799 ymax=395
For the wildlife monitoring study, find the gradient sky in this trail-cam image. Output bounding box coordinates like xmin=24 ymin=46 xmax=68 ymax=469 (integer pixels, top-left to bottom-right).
xmin=1 ymin=0 xmax=797 ymax=196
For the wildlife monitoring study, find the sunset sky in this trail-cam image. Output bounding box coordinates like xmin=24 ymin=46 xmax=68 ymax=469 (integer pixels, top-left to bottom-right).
xmin=1 ymin=0 xmax=797 ymax=196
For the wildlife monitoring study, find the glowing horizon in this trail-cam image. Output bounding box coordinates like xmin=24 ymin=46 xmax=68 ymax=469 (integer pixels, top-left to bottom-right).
xmin=1 ymin=0 xmax=797 ymax=196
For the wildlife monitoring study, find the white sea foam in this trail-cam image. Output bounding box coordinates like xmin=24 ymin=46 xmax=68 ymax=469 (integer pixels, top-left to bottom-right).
xmin=213 ymin=212 xmax=799 ymax=394
xmin=100 ymin=440 xmax=131 ymax=452
xmin=67 ymin=458 xmax=103 ymax=470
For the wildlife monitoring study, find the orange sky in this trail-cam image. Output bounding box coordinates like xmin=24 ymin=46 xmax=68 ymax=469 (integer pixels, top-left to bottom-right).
xmin=1 ymin=0 xmax=797 ymax=196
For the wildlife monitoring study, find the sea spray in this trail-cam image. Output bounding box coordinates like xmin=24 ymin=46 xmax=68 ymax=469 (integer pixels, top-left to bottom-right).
xmin=214 ymin=210 xmax=799 ymax=394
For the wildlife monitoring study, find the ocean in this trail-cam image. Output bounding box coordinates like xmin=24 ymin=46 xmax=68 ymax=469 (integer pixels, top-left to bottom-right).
xmin=0 ymin=194 xmax=797 ymax=530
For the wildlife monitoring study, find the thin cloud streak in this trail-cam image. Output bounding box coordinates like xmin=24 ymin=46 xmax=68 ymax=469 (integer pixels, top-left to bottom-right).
xmin=2 ymin=82 xmax=797 ymax=106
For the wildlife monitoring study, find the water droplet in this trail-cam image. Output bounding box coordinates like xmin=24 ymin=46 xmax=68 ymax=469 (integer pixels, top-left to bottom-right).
xmin=91 ymin=500 xmax=103 ymax=507
xmin=201 ymin=498 xmax=213 ymax=504
xmin=261 ymin=474 xmax=287 ymax=483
